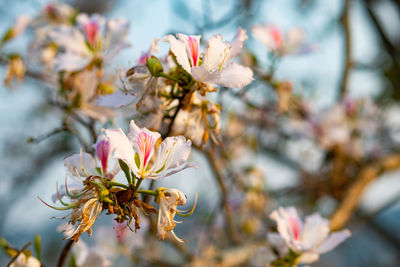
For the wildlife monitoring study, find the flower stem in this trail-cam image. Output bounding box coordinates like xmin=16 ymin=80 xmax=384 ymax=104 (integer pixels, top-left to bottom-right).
xmin=159 ymin=72 xmax=180 ymax=83
xmin=106 ymin=181 xmax=129 ymax=189
xmin=138 ymin=189 xmax=158 ymax=197
xmin=135 ymin=178 xmax=143 ymax=192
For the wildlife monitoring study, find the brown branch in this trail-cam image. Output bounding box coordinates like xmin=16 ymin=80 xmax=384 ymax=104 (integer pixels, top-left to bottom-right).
xmin=57 ymin=240 xmax=74 ymax=267
xmin=203 ymin=148 xmax=242 ymax=244
xmin=339 ymin=0 xmax=353 ymax=100
xmin=330 ymin=153 xmax=400 ymax=230
xmin=365 ymin=0 xmax=400 ymax=68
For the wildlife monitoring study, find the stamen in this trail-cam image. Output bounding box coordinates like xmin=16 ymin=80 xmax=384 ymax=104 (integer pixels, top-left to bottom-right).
xmin=176 ymin=192 xmax=198 ymax=217
xmin=37 ymin=196 xmax=77 ymax=210
xmin=65 ymin=175 xmax=84 ymax=199
xmin=56 ymin=182 xmax=70 ymax=206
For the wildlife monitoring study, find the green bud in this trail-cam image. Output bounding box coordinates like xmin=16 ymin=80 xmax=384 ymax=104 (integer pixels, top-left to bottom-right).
xmin=34 ymin=234 xmax=41 ymax=261
xmin=146 ymin=56 xmax=163 ymax=77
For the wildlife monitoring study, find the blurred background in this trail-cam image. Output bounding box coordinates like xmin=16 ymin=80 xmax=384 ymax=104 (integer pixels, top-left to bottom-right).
xmin=0 ymin=0 xmax=400 ymax=266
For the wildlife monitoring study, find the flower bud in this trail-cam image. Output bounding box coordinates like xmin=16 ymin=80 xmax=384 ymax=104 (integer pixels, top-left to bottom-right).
xmin=95 ymin=136 xmax=111 ymax=174
xmin=146 ymin=56 xmax=163 ymax=77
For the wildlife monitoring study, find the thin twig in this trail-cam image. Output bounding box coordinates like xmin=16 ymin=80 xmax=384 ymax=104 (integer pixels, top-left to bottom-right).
xmin=6 ymin=242 xmax=32 ymax=267
xmin=339 ymin=0 xmax=353 ymax=100
xmin=203 ymin=148 xmax=242 ymax=244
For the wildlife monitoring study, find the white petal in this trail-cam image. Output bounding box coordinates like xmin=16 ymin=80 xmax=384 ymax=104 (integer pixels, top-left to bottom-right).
xmin=267 ymin=232 xmax=289 ymax=257
xmin=49 ymin=26 xmax=90 ymax=55
xmin=105 ymin=18 xmax=129 ymax=49
xmin=104 ymin=128 xmax=137 ymax=173
xmin=251 ymin=24 xmax=280 ymax=51
xmin=284 ymin=27 xmax=306 ymax=54
xmin=127 ymin=120 xmax=161 ymax=150
xmin=191 ymin=65 xmax=220 ymax=84
xmin=230 ymin=27 xmax=247 ymax=59
xmin=217 ymin=62 xmax=253 ymax=88
xmin=203 ymin=34 xmax=229 ymax=71
xmin=148 ymin=136 xmax=196 ymax=179
xmin=64 ymin=152 xmax=97 ymax=178
xmin=301 ymin=213 xmax=330 ymax=250
xmin=318 ymin=229 xmax=351 ymax=254
xmin=164 ymin=35 xmax=191 ymax=73
xmin=53 ymin=53 xmax=91 ymax=72
xmin=176 ymin=33 xmax=201 ymax=67
xmin=96 ymin=90 xmax=135 ymax=108
xmin=270 ymin=206 xmax=303 ymax=249
xmin=103 ymin=42 xmax=130 ymax=63
xmin=76 ymin=13 xmax=105 ymax=32
xmin=80 ymin=104 xmax=114 ymax=124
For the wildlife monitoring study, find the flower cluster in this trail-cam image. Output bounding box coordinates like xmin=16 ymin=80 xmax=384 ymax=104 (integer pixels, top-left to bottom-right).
xmin=0 ymin=2 xmax=371 ymax=266
xmin=40 ymin=120 xmax=197 ymax=243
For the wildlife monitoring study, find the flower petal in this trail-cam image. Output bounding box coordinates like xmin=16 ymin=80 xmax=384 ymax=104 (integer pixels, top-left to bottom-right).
xmin=230 ymin=27 xmax=247 ymax=59
xmin=191 ymin=65 xmax=220 ymax=84
xmin=251 ymin=24 xmax=282 ymax=51
xmin=104 ymin=128 xmax=138 ymax=174
xmin=104 ymin=18 xmax=129 ymax=49
xmin=270 ymin=206 xmax=303 ymax=250
xmin=64 ymin=152 xmax=97 ymax=178
xmin=202 ymin=34 xmax=229 ymax=71
xmin=164 ymin=35 xmax=191 ymax=73
xmin=318 ymin=229 xmax=351 ymax=254
xmin=53 ymin=52 xmax=91 ymax=72
xmin=301 ymin=213 xmax=330 ymax=250
xmin=96 ymin=90 xmax=136 ymax=108
xmin=177 ymin=33 xmax=201 ymax=67
xmin=217 ymin=62 xmax=253 ymax=88
xmin=49 ymin=26 xmax=90 ymax=56
xmin=148 ymin=136 xmax=195 ymax=179
xmin=284 ymin=27 xmax=305 ymax=54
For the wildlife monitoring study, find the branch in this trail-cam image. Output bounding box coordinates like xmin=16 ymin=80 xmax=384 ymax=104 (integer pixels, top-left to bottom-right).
xmin=203 ymin=148 xmax=242 ymax=244
xmin=330 ymin=153 xmax=400 ymax=230
xmin=339 ymin=0 xmax=353 ymax=100
xmin=57 ymin=240 xmax=74 ymax=267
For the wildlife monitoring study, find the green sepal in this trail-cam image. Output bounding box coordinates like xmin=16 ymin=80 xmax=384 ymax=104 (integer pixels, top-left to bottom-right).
xmin=119 ymin=159 xmax=131 ymax=184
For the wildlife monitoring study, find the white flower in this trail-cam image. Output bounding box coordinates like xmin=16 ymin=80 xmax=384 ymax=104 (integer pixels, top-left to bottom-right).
xmin=251 ymin=24 xmax=314 ymax=56
xmin=164 ymin=27 xmax=253 ymax=88
xmin=118 ymin=65 xmax=159 ymax=107
xmin=62 ymin=70 xmax=115 ymax=123
xmin=174 ymin=92 xmax=221 ymax=146
xmin=156 ymin=188 xmax=187 ymax=242
xmin=269 ymin=207 xmax=351 ymax=264
xmin=49 ymin=13 xmax=129 ymax=71
xmin=104 ymin=120 xmax=195 ymax=179
xmin=9 ymin=253 xmax=41 ymax=267
xmin=72 ymin=240 xmax=111 ymax=267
